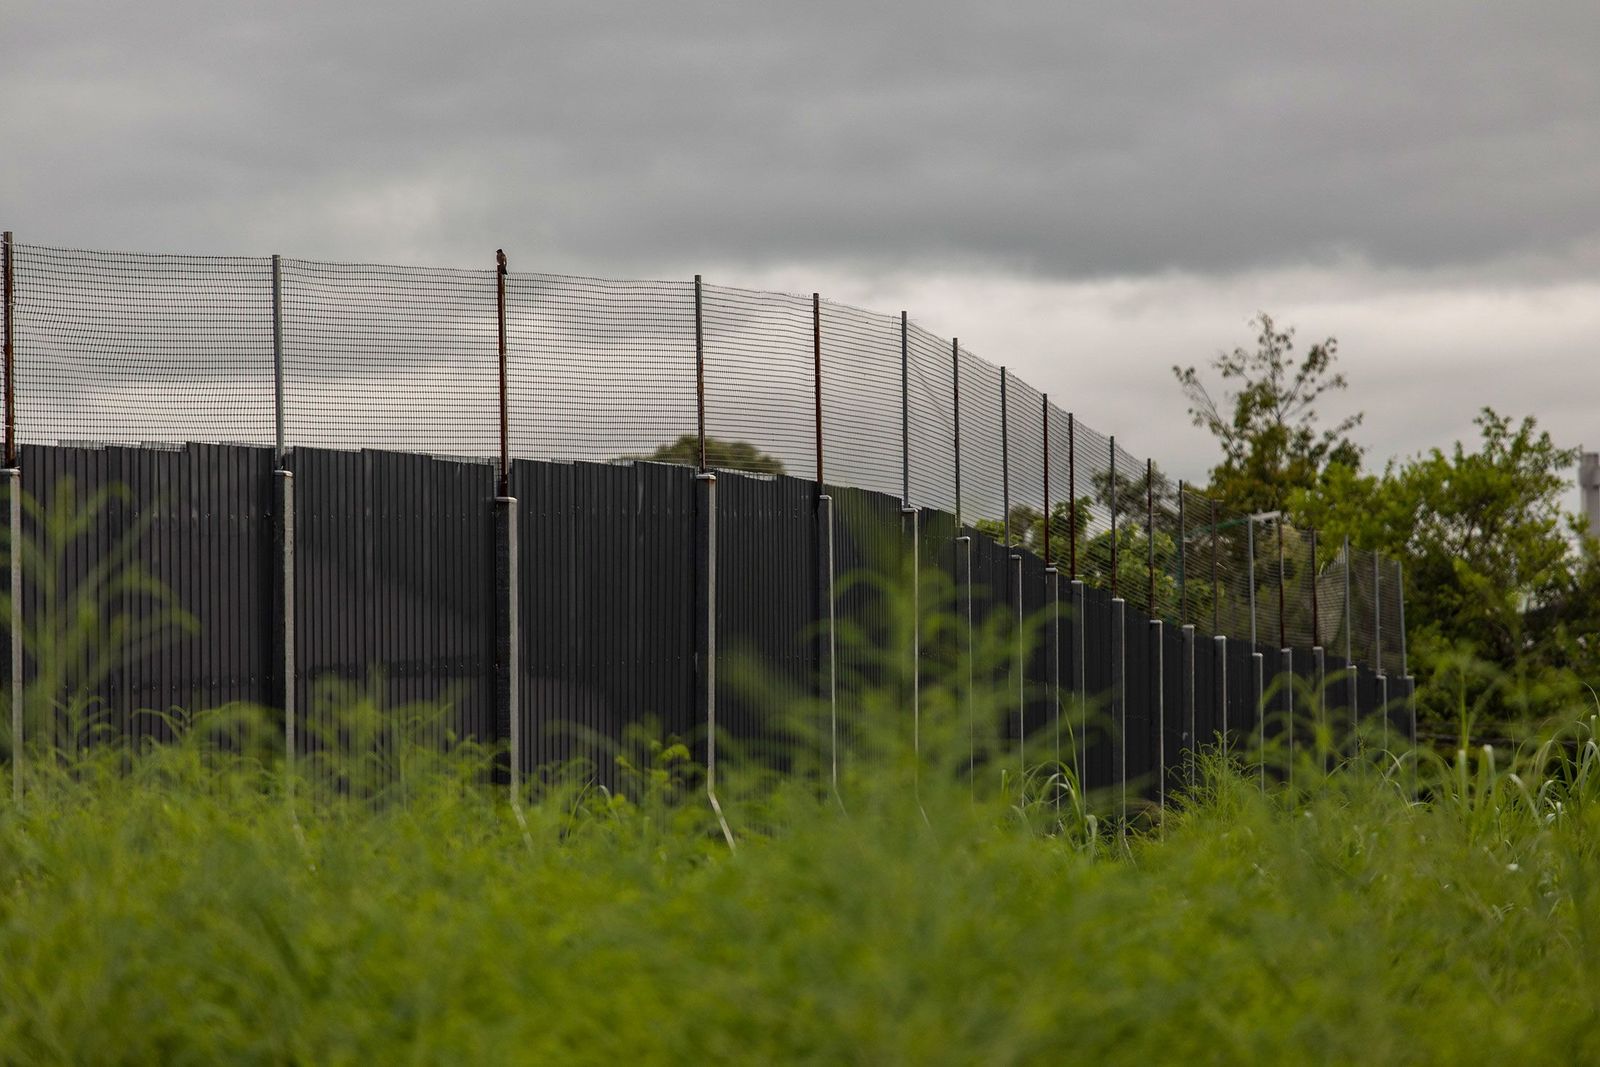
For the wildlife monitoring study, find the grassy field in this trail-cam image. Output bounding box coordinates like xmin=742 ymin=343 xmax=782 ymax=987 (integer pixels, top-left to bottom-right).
xmin=2 ymin=695 xmax=1600 ymax=1065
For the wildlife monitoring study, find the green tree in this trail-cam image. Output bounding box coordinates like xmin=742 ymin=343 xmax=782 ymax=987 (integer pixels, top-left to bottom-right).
xmin=636 ymin=435 xmax=785 ymax=476
xmin=1291 ymin=409 xmax=1600 ymax=732
xmin=1174 ymin=313 xmax=1363 ymax=515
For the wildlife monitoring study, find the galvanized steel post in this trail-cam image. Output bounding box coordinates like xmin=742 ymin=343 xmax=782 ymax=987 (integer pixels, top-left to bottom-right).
xmin=1214 ymin=634 xmax=1229 ymax=751
xmin=4 ymin=235 xmax=17 ymax=800
xmin=270 ymin=257 xmax=295 ymax=796
xmin=697 ymin=471 xmax=734 ymax=847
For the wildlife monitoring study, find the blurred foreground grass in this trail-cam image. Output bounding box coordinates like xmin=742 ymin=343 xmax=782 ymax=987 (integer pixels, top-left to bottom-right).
xmin=3 ymin=703 xmax=1600 ymax=1065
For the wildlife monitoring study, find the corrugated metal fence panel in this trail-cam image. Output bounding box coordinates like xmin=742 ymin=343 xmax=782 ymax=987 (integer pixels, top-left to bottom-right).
xmin=717 ymin=470 xmax=817 ymax=772
xmin=828 ymin=483 xmax=903 ymax=776
xmin=1161 ymin=622 xmax=1186 ymax=797
xmin=295 ymin=448 xmax=496 ymax=789
xmin=22 ymin=443 xmax=276 ymax=750
xmin=514 ymin=459 xmax=697 ymax=784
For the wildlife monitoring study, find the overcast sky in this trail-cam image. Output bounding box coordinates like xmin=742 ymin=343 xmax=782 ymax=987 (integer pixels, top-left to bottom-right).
xmin=3 ymin=2 xmax=1597 ymax=503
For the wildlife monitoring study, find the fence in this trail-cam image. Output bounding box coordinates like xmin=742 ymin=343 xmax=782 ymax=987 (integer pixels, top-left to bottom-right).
xmin=6 ymin=441 xmax=1411 ymax=808
xmin=0 ymin=232 xmax=1406 ymax=673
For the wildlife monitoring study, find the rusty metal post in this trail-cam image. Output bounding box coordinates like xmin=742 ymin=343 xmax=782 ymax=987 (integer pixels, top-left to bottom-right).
xmin=952 ymin=338 xmax=962 ymax=528
xmin=813 ymin=293 xmax=823 ymax=486
xmin=1310 ymin=528 xmax=1319 ymax=649
xmin=1210 ymin=498 xmax=1220 ymax=636
xmin=3 ymin=231 xmax=13 ymax=468
xmin=1042 ymin=396 xmax=1051 ymax=566
xmin=695 ymin=275 xmax=706 ymax=472
xmin=1278 ymin=516 xmax=1286 ymax=652
xmin=1068 ymin=413 xmax=1077 ymax=581
xmin=900 ymin=311 xmax=909 ymax=505
xmin=1177 ymin=482 xmax=1187 ymax=626
xmin=1109 ymin=435 xmax=1118 ymax=599
xmin=496 ymin=249 xmax=508 ymax=497
xmin=1146 ymin=458 xmax=1155 ymax=617
xmin=1000 ymin=367 xmax=1010 ymax=546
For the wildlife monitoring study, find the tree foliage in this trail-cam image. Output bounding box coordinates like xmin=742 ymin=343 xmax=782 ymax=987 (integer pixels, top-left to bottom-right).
xmin=636 ymin=435 xmax=786 ymax=476
xmin=1174 ymin=313 xmax=1363 ymax=515
xmin=1290 ymin=409 xmax=1600 ymax=729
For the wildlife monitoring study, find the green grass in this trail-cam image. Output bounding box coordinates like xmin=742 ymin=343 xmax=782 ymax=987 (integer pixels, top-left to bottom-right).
xmin=3 ymin=701 xmax=1600 ymax=1064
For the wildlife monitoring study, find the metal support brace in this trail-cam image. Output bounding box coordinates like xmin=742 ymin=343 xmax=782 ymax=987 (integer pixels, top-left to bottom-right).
xmin=495 ymin=495 xmax=519 ymax=800
xmin=697 ymin=473 xmax=734 ymax=848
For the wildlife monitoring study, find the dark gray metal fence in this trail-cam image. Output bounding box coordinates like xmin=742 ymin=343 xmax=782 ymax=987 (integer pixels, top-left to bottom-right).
xmin=7 ymin=441 xmax=1412 ymax=807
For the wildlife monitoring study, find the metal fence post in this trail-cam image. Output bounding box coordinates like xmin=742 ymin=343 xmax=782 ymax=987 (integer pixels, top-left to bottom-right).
xmin=900 ymin=311 xmax=910 ymax=506
xmin=1254 ymin=650 xmax=1265 ymax=790
xmin=1247 ymin=515 xmax=1257 ymax=651
xmin=1068 ymin=413 xmax=1077 ymax=581
xmin=1109 ymin=435 xmax=1118 ymax=599
xmin=1214 ymin=634 xmax=1228 ymax=751
xmin=1177 ymin=482 xmax=1186 ymax=627
xmin=817 ymin=492 xmax=838 ymax=805
xmin=497 ymin=250 xmax=509 ymax=497
xmin=813 ymin=293 xmax=823 ymax=486
xmin=695 ymin=275 xmax=706 ymax=471
xmin=1000 ymin=367 xmax=1010 ymax=545
xmin=3 ymin=233 xmax=19 ymax=801
xmin=4 ymin=230 xmax=15 ymax=468
xmin=697 ymin=471 xmax=733 ymax=848
xmin=1210 ymin=498 xmax=1219 ymax=636
xmin=1146 ymin=459 xmax=1155 ymax=617
xmin=952 ymin=339 xmax=962 ymax=529
xmin=270 ymin=254 xmax=296 ymax=796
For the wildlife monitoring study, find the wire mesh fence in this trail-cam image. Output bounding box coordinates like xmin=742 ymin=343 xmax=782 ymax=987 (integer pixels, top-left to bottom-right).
xmin=0 ymin=233 xmax=1407 ymax=671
